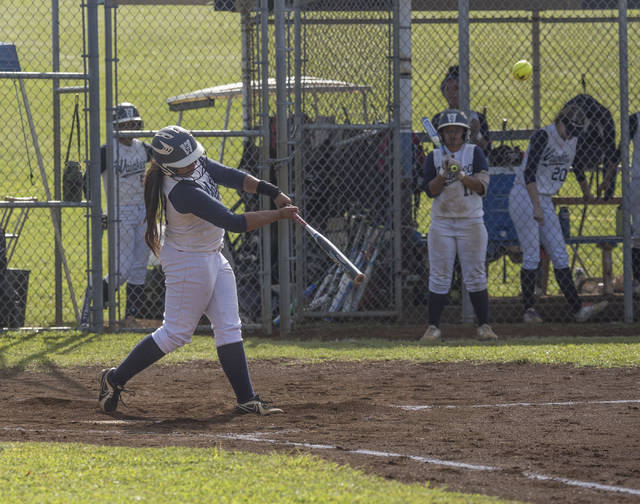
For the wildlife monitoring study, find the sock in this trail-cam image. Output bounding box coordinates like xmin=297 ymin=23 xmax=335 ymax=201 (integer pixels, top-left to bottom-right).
xmin=427 ymin=291 xmax=447 ymax=328
xmin=468 ymin=289 xmax=489 ymax=326
xmin=633 ymin=248 xmax=640 ymax=282
xmin=217 ymin=341 xmax=255 ymax=403
xmin=554 ymin=267 xmax=582 ymax=314
xmin=110 ymin=334 xmax=165 ymax=387
xmin=125 ymin=283 xmax=146 ymax=318
xmin=520 ymin=268 xmax=538 ymax=310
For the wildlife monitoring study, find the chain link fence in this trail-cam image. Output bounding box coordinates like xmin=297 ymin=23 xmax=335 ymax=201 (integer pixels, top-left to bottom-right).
xmin=0 ymin=0 xmax=637 ymax=332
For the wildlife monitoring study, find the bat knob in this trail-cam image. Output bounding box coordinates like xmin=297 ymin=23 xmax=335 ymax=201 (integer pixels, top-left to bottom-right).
xmin=450 ymin=164 xmax=459 ymax=173
xmin=354 ymin=274 xmax=366 ymax=286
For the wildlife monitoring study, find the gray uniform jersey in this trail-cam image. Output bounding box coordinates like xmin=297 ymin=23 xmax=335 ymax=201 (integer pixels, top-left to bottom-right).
xmin=103 ymin=139 xmax=149 ymax=215
xmin=430 ymin=144 xmax=487 ymax=218
xmin=514 ymin=124 xmax=577 ymax=196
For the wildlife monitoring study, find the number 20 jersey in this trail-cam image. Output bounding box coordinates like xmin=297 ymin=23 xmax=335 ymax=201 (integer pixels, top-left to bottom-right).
xmin=514 ymin=123 xmax=577 ymax=196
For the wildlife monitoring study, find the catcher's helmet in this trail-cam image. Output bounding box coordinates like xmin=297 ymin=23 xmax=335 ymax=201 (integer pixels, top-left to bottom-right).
xmin=151 ymin=125 xmax=205 ymax=175
xmin=437 ymin=109 xmax=470 ymax=142
xmin=114 ymin=102 xmax=143 ymax=130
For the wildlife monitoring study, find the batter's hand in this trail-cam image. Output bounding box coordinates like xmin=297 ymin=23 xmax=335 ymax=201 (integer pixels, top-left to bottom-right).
xmin=274 ymin=192 xmax=292 ymax=208
xmin=532 ymin=206 xmax=545 ymax=225
xmin=277 ymin=205 xmax=299 ymax=220
xmin=442 ymin=155 xmax=458 ymax=174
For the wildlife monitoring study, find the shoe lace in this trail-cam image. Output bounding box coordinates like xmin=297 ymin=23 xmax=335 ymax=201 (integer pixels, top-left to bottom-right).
xmin=113 ymin=385 xmax=135 ymax=408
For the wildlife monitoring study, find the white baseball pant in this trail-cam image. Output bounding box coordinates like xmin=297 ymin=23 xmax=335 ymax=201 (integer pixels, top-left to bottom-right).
xmin=427 ymin=217 xmax=488 ymax=294
xmin=151 ymin=244 xmax=242 ymax=354
xmin=508 ymin=183 xmax=568 ymax=271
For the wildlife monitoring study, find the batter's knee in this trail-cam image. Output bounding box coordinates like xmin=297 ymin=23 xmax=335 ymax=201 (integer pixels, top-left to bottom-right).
xmin=213 ymin=322 xmax=243 ymax=347
xmin=151 ymin=325 xmax=193 ymax=354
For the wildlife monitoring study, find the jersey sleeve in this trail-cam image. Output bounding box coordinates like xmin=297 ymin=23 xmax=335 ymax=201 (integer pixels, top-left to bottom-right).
xmin=421 ymin=151 xmax=438 ymax=198
xmin=523 ymin=129 xmax=548 ymax=185
xmin=168 ymin=180 xmax=248 ymax=233
xmin=203 ymin=157 xmax=246 ymax=191
xmin=142 ymin=141 xmax=153 ymax=162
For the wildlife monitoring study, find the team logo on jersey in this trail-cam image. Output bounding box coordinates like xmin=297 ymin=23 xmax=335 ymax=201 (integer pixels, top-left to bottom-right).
xmin=180 ymin=140 xmax=193 ymax=156
xmin=152 ymin=140 xmax=173 ymax=156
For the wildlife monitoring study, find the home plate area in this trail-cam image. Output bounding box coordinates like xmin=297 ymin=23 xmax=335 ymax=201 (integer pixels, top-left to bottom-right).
xmin=1 ymin=360 xmax=639 ymax=503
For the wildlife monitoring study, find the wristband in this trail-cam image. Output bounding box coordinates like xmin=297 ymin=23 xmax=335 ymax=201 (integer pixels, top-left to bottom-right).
xmin=257 ymin=180 xmax=281 ymax=199
xmin=438 ymin=167 xmax=446 ymax=177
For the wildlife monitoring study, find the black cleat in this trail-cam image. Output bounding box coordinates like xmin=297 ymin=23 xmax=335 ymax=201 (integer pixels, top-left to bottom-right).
xmin=235 ymin=395 xmax=284 ymax=415
xmin=98 ymin=368 xmax=125 ymax=413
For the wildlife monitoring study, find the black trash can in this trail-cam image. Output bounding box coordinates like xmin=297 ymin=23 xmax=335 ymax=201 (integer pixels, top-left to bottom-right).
xmin=7 ymin=269 xmax=29 ymax=327
xmin=0 ymin=269 xmax=29 ymax=328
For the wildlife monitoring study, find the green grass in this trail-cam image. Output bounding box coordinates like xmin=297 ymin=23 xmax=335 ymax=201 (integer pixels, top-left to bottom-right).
xmin=0 ymin=442 xmax=511 ymax=504
xmin=1 ymin=330 xmax=639 ymax=371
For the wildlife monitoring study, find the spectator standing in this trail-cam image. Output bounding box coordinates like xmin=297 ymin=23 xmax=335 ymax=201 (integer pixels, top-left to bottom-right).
xmin=432 ymin=65 xmax=492 ymax=157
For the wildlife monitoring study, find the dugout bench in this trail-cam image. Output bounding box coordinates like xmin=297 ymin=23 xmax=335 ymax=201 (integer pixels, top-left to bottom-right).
xmin=483 ymin=168 xmax=622 ymax=295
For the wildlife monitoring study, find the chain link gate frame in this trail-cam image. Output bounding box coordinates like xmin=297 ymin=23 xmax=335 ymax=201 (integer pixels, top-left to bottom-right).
xmin=1 ymin=0 xmax=636 ymax=332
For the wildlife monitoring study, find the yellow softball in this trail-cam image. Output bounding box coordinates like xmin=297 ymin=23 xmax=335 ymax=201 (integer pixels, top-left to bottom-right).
xmin=512 ymin=59 xmax=533 ymax=81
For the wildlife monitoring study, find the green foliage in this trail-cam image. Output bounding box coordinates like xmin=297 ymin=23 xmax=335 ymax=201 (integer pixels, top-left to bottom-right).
xmin=0 ymin=442 xmax=511 ymax=503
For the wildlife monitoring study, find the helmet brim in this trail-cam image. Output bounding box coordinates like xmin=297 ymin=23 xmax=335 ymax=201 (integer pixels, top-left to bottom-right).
xmin=438 ymin=122 xmax=469 ymax=130
xmin=163 ymin=140 xmax=205 ymax=168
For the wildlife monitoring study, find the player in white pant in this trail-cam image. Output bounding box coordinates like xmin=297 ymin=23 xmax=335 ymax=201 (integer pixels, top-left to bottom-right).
xmin=508 ymin=103 xmax=607 ymax=323
xmin=420 ymin=109 xmax=497 ymax=341
xmin=99 ymin=125 xmax=298 ymax=416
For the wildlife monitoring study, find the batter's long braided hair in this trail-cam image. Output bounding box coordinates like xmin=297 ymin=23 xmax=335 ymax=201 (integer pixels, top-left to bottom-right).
xmin=143 ymin=160 xmax=165 ymax=256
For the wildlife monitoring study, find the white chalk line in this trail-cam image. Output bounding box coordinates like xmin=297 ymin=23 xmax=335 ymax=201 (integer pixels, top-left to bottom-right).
xmin=396 ymin=399 xmax=640 ymax=411
xmin=2 ymin=425 xmax=640 ymax=497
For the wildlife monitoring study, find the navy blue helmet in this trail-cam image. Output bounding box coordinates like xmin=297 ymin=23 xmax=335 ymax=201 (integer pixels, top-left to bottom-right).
xmin=114 ymin=102 xmax=143 ymax=130
xmin=151 ymin=125 xmax=205 ymax=175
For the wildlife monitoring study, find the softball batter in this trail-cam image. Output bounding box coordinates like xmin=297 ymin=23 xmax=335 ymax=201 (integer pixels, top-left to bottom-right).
xmin=96 ymin=103 xmax=152 ymax=327
xmin=508 ymin=103 xmax=608 ymax=323
xmin=99 ymin=125 xmax=298 ymax=415
xmin=421 ymin=109 xmax=497 ymax=341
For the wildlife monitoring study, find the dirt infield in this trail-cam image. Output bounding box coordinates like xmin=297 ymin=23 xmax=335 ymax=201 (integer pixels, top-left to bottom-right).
xmin=2 ymin=345 xmax=639 ymax=503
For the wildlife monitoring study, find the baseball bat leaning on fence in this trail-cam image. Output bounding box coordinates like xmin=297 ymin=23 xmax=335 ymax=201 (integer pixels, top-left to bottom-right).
xmin=309 ymin=216 xmax=366 ymax=310
xmin=294 ymin=213 xmax=365 ymax=286
xmin=342 ymin=225 xmax=387 ymax=312
xmin=420 ymin=116 xmax=458 ymax=172
xmin=327 ymin=224 xmax=376 ymax=312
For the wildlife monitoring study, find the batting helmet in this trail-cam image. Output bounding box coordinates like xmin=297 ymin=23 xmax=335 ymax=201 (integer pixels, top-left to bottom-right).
xmin=151 ymin=125 xmax=205 ymax=175
xmin=114 ymin=102 xmax=143 ymax=130
xmin=437 ymin=109 xmax=470 ymax=142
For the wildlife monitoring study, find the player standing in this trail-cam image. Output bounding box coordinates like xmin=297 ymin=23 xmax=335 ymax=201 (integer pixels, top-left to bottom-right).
xmin=420 ymin=109 xmax=497 ymax=341
xmin=508 ymin=103 xmax=608 ymax=323
xmin=99 ymin=125 xmax=298 ymax=415
xmin=87 ymin=103 xmax=152 ymax=327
